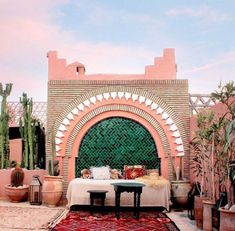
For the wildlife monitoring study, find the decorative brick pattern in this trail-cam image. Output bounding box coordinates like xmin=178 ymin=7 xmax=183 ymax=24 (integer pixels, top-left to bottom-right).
xmin=47 ymin=79 xmax=190 ymax=198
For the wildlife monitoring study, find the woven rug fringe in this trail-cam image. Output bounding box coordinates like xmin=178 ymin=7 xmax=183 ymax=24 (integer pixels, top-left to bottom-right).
xmin=46 ymin=208 xmax=69 ymax=230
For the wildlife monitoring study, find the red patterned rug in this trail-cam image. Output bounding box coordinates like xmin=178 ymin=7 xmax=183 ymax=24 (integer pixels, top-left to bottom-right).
xmin=51 ymin=210 xmax=180 ymax=231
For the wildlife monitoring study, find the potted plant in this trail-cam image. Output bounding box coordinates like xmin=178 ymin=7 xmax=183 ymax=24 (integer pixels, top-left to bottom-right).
xmin=42 ymin=126 xmax=63 ymax=207
xmin=5 ymin=161 xmax=29 ymax=202
xmin=200 ymin=81 xmax=235 ymax=230
xmin=190 ymin=81 xmax=235 ymax=230
xmin=189 ymin=109 xmax=215 ymax=229
xmin=170 ymin=152 xmax=191 ymax=208
xmin=218 ymin=119 xmax=235 ymax=231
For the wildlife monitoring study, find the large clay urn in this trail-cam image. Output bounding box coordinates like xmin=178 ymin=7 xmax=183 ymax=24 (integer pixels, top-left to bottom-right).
xmin=194 ymin=195 xmax=205 ymax=229
xmin=203 ymin=200 xmax=215 ymax=231
xmin=42 ymin=175 xmax=63 ymax=207
xmin=219 ymin=207 xmax=235 ymax=231
xmin=171 ymin=180 xmax=191 ymax=208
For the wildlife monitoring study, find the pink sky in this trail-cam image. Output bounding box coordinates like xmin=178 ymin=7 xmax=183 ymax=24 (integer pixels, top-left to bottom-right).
xmin=1 ymin=0 xmax=234 ymax=101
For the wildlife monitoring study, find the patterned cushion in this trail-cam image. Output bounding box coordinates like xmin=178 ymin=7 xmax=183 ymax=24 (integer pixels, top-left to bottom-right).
xmin=124 ymin=165 xmax=146 ymax=179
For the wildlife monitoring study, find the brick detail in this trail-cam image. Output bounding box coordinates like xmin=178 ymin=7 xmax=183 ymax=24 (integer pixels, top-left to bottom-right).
xmin=47 ymin=79 xmax=190 ymax=195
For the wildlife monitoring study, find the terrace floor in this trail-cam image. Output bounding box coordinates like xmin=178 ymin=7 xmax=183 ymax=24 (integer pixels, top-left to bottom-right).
xmin=0 ymin=199 xmax=202 ymax=231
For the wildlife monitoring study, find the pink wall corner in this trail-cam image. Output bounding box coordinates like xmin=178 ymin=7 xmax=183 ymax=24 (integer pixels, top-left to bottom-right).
xmin=9 ymin=138 xmax=22 ymax=164
xmin=47 ymin=50 xmax=67 ymax=80
xmin=47 ymin=51 xmax=86 ymax=80
xmin=0 ymin=169 xmax=46 ymax=199
xmin=145 ymin=48 xmax=176 ymax=79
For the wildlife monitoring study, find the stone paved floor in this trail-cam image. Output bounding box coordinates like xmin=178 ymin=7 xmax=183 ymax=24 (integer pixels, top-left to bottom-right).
xmin=167 ymin=209 xmax=202 ymax=231
xmin=0 ymin=200 xmax=201 ymax=231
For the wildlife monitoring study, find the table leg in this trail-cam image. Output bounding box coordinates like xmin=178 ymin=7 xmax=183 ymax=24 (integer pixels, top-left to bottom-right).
xmin=115 ymin=191 xmax=120 ymax=219
xmin=101 ymin=196 xmax=105 ymax=215
xmin=136 ymin=192 xmax=141 ymax=220
xmin=134 ymin=191 xmax=137 ymax=218
xmin=90 ymin=196 xmax=94 ymax=215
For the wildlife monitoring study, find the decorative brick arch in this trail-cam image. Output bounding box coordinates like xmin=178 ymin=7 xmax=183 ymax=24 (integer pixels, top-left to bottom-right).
xmin=52 ymin=88 xmax=186 ymax=188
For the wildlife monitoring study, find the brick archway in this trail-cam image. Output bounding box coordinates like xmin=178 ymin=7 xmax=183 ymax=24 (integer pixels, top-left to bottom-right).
xmin=52 ymin=91 xmax=186 ymax=189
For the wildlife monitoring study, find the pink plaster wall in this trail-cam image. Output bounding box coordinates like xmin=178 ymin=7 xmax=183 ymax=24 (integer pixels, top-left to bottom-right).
xmin=9 ymin=138 xmax=22 ymax=163
xmin=47 ymin=48 xmax=176 ymax=81
xmin=0 ymin=169 xmax=46 ymax=199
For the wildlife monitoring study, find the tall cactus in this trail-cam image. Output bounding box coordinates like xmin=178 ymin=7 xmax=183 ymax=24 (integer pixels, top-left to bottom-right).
xmin=20 ymin=93 xmax=38 ymax=169
xmin=0 ymin=83 xmax=13 ymax=169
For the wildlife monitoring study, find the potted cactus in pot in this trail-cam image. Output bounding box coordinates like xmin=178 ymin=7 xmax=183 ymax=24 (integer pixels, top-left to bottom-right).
xmin=42 ymin=126 xmax=63 ymax=207
xmin=5 ymin=161 xmax=29 ymax=202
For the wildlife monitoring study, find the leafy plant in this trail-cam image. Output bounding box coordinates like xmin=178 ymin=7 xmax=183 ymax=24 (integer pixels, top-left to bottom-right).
xmin=190 ymin=81 xmax=235 ymax=203
xmin=190 ymin=110 xmax=218 ymax=199
xmin=211 ymin=81 xmax=235 ymax=209
xmin=0 ymin=83 xmax=12 ymax=169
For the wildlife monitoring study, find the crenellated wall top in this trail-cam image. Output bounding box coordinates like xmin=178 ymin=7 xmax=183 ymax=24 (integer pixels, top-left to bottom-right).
xmin=47 ymin=48 xmax=176 ymax=81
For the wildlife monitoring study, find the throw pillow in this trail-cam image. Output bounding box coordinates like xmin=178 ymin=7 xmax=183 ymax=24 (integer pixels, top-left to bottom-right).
xmin=110 ymin=169 xmax=119 ymax=179
xmin=81 ymin=169 xmax=91 ymax=179
xmin=124 ymin=165 xmax=146 ymax=179
xmin=90 ymin=166 xmax=111 ymax=180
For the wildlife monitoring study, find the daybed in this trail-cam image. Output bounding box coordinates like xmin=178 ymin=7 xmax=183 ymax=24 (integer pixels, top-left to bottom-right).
xmin=66 ymin=177 xmax=171 ymax=211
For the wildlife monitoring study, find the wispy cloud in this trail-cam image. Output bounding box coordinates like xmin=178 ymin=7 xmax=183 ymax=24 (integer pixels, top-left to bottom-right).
xmin=0 ymin=0 xmax=156 ymax=100
xmin=166 ymin=6 xmax=232 ymax=23
xmin=180 ymin=51 xmax=235 ymax=75
xmin=178 ymin=50 xmax=235 ymax=93
xmin=76 ymin=2 xmax=163 ymax=28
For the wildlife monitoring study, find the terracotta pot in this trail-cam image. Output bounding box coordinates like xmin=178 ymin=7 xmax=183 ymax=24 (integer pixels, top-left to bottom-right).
xmin=171 ymin=180 xmax=191 ymax=207
xmin=5 ymin=184 xmax=29 ymax=202
xmin=219 ymin=207 xmax=235 ymax=231
xmin=194 ymin=195 xmax=206 ymax=229
xmin=42 ymin=175 xmax=63 ymax=207
xmin=203 ymin=200 xmax=215 ymax=231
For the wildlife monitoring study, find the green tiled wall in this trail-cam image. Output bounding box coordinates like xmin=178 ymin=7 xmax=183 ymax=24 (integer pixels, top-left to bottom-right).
xmin=75 ymin=117 xmax=160 ymax=177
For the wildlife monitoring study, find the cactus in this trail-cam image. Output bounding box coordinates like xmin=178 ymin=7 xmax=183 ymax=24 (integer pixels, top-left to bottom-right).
xmin=20 ymin=93 xmax=39 ymax=169
xmin=48 ymin=127 xmax=60 ymax=176
xmin=11 ymin=165 xmax=24 ymax=187
xmin=0 ymin=83 xmax=12 ymax=169
xmin=48 ymin=160 xmax=60 ymax=176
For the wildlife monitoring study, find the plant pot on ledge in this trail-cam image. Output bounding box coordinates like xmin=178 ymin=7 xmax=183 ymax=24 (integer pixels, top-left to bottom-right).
xmin=5 ymin=184 xmax=29 ymax=202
